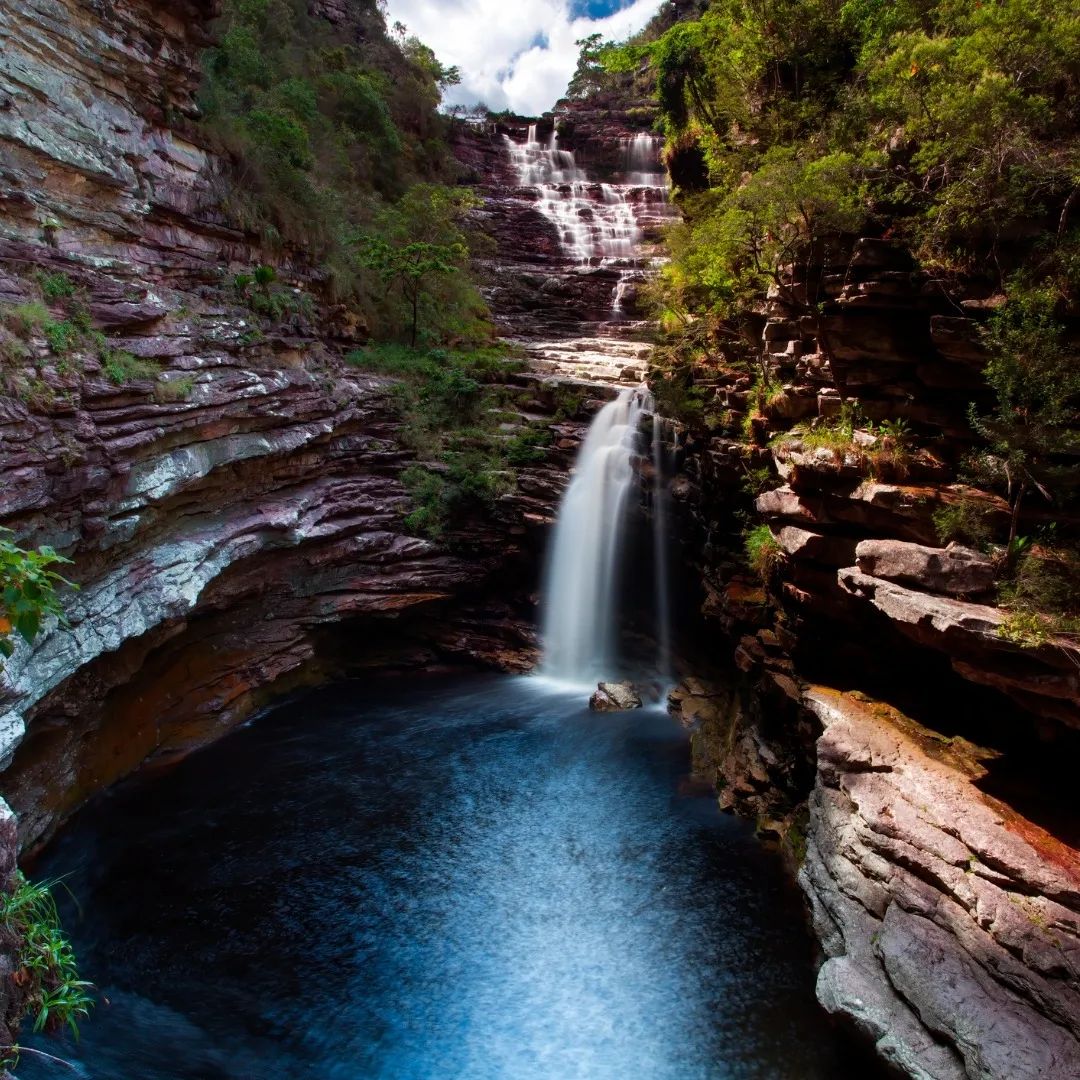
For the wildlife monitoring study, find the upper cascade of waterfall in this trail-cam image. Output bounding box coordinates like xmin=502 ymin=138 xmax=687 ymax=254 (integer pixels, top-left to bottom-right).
xmin=503 ymin=125 xmax=676 ymax=269
xmin=621 ymin=133 xmax=668 ymax=189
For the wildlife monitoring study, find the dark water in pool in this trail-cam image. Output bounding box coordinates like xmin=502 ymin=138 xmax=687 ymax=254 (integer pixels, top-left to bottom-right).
xmin=19 ymin=674 xmax=868 ymax=1079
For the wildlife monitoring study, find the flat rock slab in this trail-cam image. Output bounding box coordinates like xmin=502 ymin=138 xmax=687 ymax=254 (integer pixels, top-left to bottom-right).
xmin=855 ymin=538 xmax=995 ymax=595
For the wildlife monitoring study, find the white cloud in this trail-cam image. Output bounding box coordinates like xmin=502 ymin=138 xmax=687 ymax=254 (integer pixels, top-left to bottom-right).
xmin=384 ymin=0 xmax=660 ymax=116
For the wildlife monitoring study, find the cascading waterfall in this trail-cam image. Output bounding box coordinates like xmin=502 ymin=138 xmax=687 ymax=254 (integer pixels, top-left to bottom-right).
xmin=540 ymin=387 xmax=652 ymax=683
xmin=504 ymin=125 xmax=682 ymax=319
xmin=504 ymin=126 xmax=641 ymax=267
xmin=621 ymin=133 xmax=668 ymax=189
xmin=540 ymin=387 xmax=672 ymax=685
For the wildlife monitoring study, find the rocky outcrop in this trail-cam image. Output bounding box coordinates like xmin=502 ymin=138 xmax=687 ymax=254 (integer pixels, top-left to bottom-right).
xmin=801 ymin=689 xmax=1080 ymax=1080
xmin=853 ymin=539 xmax=995 ymax=596
xmin=588 ymin=681 xmax=643 ymax=712
xmin=665 ymin=231 xmax=1080 ymax=1079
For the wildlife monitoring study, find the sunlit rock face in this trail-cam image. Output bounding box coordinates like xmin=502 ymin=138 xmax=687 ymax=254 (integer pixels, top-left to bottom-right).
xmin=801 ymin=691 xmax=1080 ymax=1080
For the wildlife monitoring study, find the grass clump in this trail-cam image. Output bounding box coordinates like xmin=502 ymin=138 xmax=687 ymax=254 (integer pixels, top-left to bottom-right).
xmin=0 ymin=872 xmax=93 ymax=1044
xmin=153 ymin=376 xmax=197 ymax=403
xmin=100 ymin=349 xmax=161 ymax=385
xmin=35 ymin=272 xmax=75 ymax=302
xmin=1 ymin=303 xmax=51 ymax=337
xmin=744 ymin=524 xmax=783 ymax=581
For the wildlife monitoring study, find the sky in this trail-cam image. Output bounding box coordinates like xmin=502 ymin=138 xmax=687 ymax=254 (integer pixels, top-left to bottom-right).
xmin=383 ymin=0 xmax=661 ymax=116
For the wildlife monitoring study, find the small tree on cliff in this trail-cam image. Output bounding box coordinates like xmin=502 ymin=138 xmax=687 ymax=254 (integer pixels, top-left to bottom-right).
xmin=358 ymin=185 xmax=486 ymax=348
xmin=0 ymin=529 xmax=74 ymax=668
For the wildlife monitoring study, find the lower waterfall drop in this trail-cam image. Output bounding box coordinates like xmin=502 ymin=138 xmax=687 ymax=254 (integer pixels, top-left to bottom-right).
xmin=540 ymin=386 xmax=657 ymax=684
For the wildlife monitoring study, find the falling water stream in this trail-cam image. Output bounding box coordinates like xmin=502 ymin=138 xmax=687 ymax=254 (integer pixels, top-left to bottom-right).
xmin=539 ymin=386 xmax=674 ymax=686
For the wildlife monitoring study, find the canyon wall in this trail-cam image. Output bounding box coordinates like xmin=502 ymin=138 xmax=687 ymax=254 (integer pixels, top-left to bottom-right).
xmin=0 ymin=0 xmax=588 ymax=851
xmin=2 ymin=3 xmax=1078 ymax=1078
xmin=668 ymin=240 xmax=1080 ymax=1078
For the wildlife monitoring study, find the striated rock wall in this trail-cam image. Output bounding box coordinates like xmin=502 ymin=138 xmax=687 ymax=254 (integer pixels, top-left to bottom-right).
xmin=0 ymin=0 xmax=583 ymax=849
xmin=666 ymin=236 xmax=1080 ymax=1078
xmin=802 ymin=689 xmax=1080 ymax=1080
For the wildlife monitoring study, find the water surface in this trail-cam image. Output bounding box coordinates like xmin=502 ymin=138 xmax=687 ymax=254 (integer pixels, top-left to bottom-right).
xmin=22 ymin=674 xmax=865 ymax=1079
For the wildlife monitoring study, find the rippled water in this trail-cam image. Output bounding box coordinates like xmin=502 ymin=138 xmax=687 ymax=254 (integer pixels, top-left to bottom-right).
xmin=20 ymin=675 xmax=869 ymax=1079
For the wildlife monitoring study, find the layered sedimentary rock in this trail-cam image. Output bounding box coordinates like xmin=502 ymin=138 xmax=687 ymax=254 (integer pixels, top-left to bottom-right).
xmin=668 ymin=233 xmax=1080 ymax=1078
xmin=0 ymin=0 xmax=588 ymax=849
xmin=802 ymin=690 xmax=1080 ymax=1080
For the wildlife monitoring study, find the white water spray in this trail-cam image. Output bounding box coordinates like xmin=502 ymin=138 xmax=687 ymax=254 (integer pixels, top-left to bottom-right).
xmin=651 ymin=412 xmax=673 ymax=679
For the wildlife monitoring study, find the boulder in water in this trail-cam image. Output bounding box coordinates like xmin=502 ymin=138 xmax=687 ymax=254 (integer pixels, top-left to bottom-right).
xmin=589 ymin=682 xmax=643 ymax=712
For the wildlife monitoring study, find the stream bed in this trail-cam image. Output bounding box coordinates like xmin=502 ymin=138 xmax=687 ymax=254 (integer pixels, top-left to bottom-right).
xmin=21 ymin=674 xmax=872 ymax=1079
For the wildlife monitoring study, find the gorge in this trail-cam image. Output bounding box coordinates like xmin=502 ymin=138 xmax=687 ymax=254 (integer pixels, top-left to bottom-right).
xmin=1 ymin=2 xmax=1079 ymax=1079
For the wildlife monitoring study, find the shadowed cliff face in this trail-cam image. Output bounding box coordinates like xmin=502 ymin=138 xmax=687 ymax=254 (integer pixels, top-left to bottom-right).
xmin=0 ymin=0 xmax=590 ymax=849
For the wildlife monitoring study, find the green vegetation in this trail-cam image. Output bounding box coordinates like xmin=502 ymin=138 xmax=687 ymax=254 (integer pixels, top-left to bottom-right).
xmin=0 ymin=872 xmax=93 ymax=1057
xmin=744 ymin=524 xmax=783 ymax=581
xmin=596 ymin=0 xmax=1080 ymax=420
xmin=932 ymin=496 xmax=999 ymax=550
xmin=100 ymin=349 xmax=161 ymax=385
xmin=0 ymin=528 xmax=74 ymax=665
xmin=153 ymin=376 xmax=197 ymax=403
xmin=574 ymin=0 xmax=1080 ymax=627
xmin=34 ymin=272 xmax=75 ymax=302
xmin=199 ymin=0 xmax=487 ymax=345
xmin=357 ymin=185 xmax=488 ymax=347
xmin=347 ymin=344 xmax=548 ymax=538
xmin=997 ymin=542 xmax=1080 ymax=645
xmin=971 ymin=282 xmax=1080 ymax=562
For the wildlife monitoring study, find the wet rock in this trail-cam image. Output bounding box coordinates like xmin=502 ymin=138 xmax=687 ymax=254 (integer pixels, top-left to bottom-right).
xmin=589 ymin=681 xmax=643 ymax=712
xmin=855 ymin=539 xmax=996 ymax=595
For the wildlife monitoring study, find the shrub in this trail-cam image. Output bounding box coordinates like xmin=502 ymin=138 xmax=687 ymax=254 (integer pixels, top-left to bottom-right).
xmin=933 ymin=496 xmax=998 ymax=550
xmin=0 ymin=529 xmax=74 ymax=661
xmin=42 ymin=320 xmax=78 ymax=355
xmin=100 ymin=349 xmax=162 ymax=385
xmin=401 ymin=465 xmax=449 ymax=539
xmin=0 ymin=873 xmax=93 ymax=1043
xmin=35 ymin=272 xmax=76 ymax=301
xmin=505 ymin=426 xmax=553 ymax=465
xmin=744 ymin=524 xmax=783 ymax=581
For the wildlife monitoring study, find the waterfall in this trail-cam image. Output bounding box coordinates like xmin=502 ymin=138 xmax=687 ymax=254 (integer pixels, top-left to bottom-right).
xmin=540 ymin=387 xmax=652 ymax=683
xmin=504 ymin=126 xmax=641 ymax=269
xmin=504 ymin=125 xmax=680 ymax=321
xmin=651 ymin=413 xmax=673 ymax=679
xmin=621 ymin=133 xmax=667 ymax=189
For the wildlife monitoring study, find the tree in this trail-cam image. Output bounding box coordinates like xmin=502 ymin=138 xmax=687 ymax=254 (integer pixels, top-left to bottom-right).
xmin=358 ymin=185 xmax=485 ymax=347
xmin=971 ymin=283 xmax=1080 ymax=562
xmin=0 ymin=530 xmax=74 ymax=666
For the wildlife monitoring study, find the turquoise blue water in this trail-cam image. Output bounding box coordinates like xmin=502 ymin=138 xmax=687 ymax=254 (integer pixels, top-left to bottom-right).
xmin=21 ymin=674 xmax=871 ymax=1079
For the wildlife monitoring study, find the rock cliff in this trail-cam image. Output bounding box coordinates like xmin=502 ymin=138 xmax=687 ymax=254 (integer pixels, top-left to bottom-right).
xmin=0 ymin=0 xmax=584 ymax=851
xmin=667 ymin=237 xmax=1080 ymax=1077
